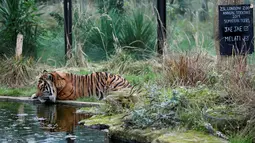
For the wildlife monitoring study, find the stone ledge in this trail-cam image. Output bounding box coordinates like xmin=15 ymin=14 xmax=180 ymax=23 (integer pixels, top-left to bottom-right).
xmin=81 ymin=114 xmax=228 ymax=143
xmin=0 ymin=96 xmax=102 ymax=107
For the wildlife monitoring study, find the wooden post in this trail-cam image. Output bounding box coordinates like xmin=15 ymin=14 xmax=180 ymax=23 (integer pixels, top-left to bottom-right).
xmin=15 ymin=33 xmax=23 ymax=60
xmin=64 ymin=0 xmax=72 ymax=60
xmin=157 ymin=0 xmax=166 ymax=56
xmin=214 ymin=0 xmax=250 ymax=72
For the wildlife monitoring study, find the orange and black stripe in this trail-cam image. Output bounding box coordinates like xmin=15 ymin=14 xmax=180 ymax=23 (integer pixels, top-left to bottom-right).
xmin=36 ymin=71 xmax=132 ymax=101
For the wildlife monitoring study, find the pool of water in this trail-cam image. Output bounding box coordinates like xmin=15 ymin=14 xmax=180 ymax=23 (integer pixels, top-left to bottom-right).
xmin=0 ymin=101 xmax=112 ymax=143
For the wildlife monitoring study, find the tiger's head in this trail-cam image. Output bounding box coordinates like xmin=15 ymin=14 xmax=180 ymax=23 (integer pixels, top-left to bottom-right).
xmin=31 ymin=70 xmax=57 ymax=103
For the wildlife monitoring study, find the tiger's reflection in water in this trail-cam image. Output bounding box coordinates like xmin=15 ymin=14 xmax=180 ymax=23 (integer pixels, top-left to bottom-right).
xmin=36 ymin=104 xmax=91 ymax=134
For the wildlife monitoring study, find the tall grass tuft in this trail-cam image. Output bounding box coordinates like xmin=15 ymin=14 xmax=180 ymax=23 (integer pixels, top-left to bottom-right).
xmin=0 ymin=56 xmax=38 ymax=87
xmin=163 ymin=52 xmax=214 ymax=87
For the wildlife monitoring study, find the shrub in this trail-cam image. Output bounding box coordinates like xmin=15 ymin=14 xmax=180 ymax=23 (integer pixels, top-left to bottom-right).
xmin=125 ymin=85 xmax=182 ymax=129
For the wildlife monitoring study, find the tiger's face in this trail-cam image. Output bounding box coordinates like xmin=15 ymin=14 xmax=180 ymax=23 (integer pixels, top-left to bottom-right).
xmin=31 ymin=70 xmax=57 ymax=103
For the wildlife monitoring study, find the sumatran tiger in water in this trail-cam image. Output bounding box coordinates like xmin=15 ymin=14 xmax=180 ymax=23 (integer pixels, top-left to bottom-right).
xmin=31 ymin=70 xmax=132 ymax=103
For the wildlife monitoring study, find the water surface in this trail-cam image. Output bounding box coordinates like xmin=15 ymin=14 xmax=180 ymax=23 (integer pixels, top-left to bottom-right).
xmin=0 ymin=102 xmax=109 ymax=143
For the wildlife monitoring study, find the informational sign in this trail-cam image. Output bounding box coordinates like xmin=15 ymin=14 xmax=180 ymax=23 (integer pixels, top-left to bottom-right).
xmin=219 ymin=4 xmax=254 ymax=55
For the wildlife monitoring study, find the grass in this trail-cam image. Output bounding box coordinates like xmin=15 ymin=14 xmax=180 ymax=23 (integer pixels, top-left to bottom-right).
xmin=74 ymin=70 xmax=93 ymax=75
xmin=124 ymin=72 xmax=158 ymax=85
xmin=0 ymin=87 xmax=36 ymax=97
xmin=230 ymin=136 xmax=253 ymax=143
xmin=76 ymin=96 xmax=103 ymax=103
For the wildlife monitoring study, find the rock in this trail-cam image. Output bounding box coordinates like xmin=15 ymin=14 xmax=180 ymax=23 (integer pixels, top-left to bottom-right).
xmin=203 ymin=106 xmax=248 ymax=131
xmin=152 ymin=131 xmax=228 ymax=143
xmin=80 ymin=114 xmax=228 ymax=143
xmin=65 ymin=134 xmax=77 ymax=140
xmin=85 ymin=124 xmax=110 ymax=130
xmin=76 ymin=107 xmax=103 ymax=115
xmin=17 ymin=113 xmax=28 ymax=117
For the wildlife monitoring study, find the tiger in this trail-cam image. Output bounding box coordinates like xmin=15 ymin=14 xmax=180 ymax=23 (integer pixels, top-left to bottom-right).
xmin=31 ymin=70 xmax=132 ymax=103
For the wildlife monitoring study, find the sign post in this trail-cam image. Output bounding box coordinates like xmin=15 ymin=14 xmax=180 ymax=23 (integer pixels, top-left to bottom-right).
xmin=215 ymin=2 xmax=254 ymax=72
xmin=219 ymin=4 xmax=254 ymax=55
xmin=157 ymin=0 xmax=166 ymax=56
xmin=64 ymin=0 xmax=72 ymax=60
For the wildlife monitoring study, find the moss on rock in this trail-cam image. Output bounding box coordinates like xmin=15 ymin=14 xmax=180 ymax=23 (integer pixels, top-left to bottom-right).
xmin=80 ymin=114 xmax=228 ymax=143
xmin=79 ymin=114 xmax=123 ymax=126
xmin=152 ymin=130 xmax=228 ymax=143
xmin=77 ymin=107 xmax=103 ymax=115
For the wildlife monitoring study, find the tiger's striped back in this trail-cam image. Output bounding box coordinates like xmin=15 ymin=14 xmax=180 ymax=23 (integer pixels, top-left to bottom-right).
xmin=62 ymin=72 xmax=132 ymax=100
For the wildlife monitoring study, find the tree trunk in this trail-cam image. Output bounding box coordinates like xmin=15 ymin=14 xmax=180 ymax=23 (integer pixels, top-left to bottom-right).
xmin=157 ymin=0 xmax=166 ymax=56
xmin=214 ymin=0 xmax=246 ymax=72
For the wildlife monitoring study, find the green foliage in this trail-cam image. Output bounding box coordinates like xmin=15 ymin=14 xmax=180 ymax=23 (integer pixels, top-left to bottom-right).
xmin=82 ymin=9 xmax=122 ymax=60
xmin=95 ymin=0 xmax=124 ymax=14
xmin=167 ymin=19 xmax=214 ymax=54
xmin=166 ymin=0 xmax=215 ymax=55
xmin=167 ymin=0 xmax=199 ymax=21
xmin=230 ymin=135 xmax=253 ymax=143
xmin=0 ymin=0 xmax=41 ymax=56
xmin=174 ymin=87 xmax=219 ymax=131
xmin=124 ymin=73 xmax=156 ymax=86
xmin=49 ymin=12 xmax=64 ymax=26
xmin=36 ymin=27 xmax=65 ymax=66
xmin=73 ymin=2 xmax=156 ymax=61
xmin=127 ymin=85 xmax=219 ymax=131
xmin=119 ymin=10 xmax=156 ymax=59
xmin=76 ymin=70 xmax=92 ymax=75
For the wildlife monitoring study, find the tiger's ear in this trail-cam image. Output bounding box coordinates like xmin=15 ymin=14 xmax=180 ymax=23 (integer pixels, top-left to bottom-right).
xmin=53 ymin=72 xmax=66 ymax=89
xmin=43 ymin=70 xmax=48 ymax=74
xmin=47 ymin=74 xmax=53 ymax=81
xmin=55 ymin=72 xmax=65 ymax=80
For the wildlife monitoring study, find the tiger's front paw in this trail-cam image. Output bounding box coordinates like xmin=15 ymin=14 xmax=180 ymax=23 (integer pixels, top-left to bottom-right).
xmin=31 ymin=94 xmax=37 ymax=99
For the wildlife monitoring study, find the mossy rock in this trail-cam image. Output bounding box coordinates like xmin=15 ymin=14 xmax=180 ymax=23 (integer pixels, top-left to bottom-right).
xmin=110 ymin=127 xmax=170 ymax=143
xmin=80 ymin=114 xmax=227 ymax=143
xmin=80 ymin=114 xmax=167 ymax=142
xmin=203 ymin=106 xmax=247 ymax=131
xmin=76 ymin=107 xmax=103 ymax=115
xmin=79 ymin=114 xmax=123 ymax=127
xmin=152 ymin=130 xmax=228 ymax=143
